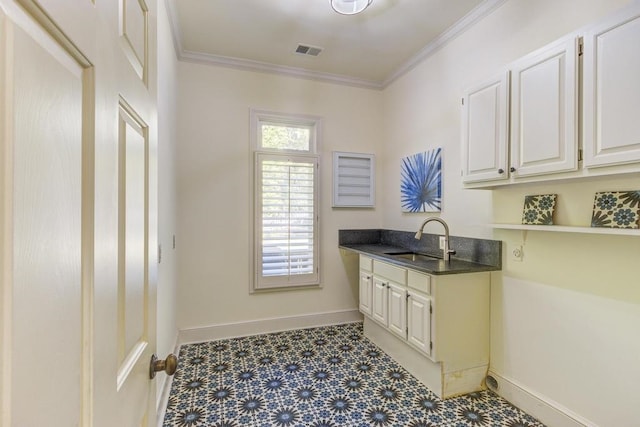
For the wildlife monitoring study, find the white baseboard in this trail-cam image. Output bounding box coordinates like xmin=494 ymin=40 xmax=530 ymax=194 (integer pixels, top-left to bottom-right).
xmin=156 ymin=333 xmax=179 ymax=427
xmin=177 ymin=309 xmax=363 ymax=346
xmin=487 ymin=370 xmax=595 ymax=427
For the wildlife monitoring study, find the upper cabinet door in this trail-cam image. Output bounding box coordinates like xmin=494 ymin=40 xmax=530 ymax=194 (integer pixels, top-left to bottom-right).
xmin=583 ymin=3 xmax=640 ymax=168
xmin=510 ymin=36 xmax=579 ymax=177
xmin=461 ymin=71 xmax=510 ymax=184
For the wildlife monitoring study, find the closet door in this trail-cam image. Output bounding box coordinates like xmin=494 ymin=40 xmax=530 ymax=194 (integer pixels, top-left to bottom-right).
xmin=2 ymin=11 xmax=86 ymax=426
xmin=0 ymin=1 xmax=160 ymax=425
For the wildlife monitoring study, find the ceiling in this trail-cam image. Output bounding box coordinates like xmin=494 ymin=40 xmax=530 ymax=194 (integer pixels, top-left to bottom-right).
xmin=167 ymin=0 xmax=505 ymax=89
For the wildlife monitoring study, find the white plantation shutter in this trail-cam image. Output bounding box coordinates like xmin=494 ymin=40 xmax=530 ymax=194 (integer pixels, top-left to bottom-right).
xmin=332 ymin=152 xmax=375 ymax=207
xmin=256 ymin=153 xmax=319 ymax=289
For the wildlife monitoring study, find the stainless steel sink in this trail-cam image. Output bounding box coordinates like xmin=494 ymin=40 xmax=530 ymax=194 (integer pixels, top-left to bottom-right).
xmin=384 ymin=252 xmax=441 ymax=262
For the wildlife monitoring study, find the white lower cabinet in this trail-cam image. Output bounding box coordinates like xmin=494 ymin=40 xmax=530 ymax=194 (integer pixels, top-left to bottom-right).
xmin=358 ymin=256 xmax=373 ymax=316
xmin=359 ymin=255 xmax=490 ymax=399
xmin=407 ymin=292 xmax=432 ymax=356
xmin=358 ymin=271 xmax=373 ymax=316
xmin=371 ymin=277 xmax=389 ymax=326
xmin=387 ymin=282 xmax=407 ymax=339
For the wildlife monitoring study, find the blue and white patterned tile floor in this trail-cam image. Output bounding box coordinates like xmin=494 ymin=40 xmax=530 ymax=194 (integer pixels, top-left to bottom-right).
xmin=162 ymin=322 xmax=545 ymax=426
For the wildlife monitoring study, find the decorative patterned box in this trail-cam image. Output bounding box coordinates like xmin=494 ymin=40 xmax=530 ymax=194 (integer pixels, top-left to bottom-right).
xmin=591 ymin=191 xmax=640 ymax=229
xmin=521 ymin=194 xmax=557 ymax=225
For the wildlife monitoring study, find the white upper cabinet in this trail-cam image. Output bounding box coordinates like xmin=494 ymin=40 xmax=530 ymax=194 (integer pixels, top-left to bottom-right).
xmin=463 ymin=3 xmax=640 ymax=188
xmin=461 ymin=71 xmax=510 ymax=184
xmin=583 ymin=3 xmax=640 ymax=168
xmin=462 ymin=37 xmax=579 ymax=185
xmin=510 ymin=36 xmax=579 ymax=177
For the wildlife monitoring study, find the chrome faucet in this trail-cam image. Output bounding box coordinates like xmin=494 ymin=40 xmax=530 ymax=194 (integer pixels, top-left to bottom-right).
xmin=415 ymin=217 xmax=456 ymax=261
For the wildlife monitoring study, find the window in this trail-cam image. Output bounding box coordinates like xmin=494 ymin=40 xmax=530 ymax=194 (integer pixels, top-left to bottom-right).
xmin=251 ymin=110 xmax=321 ymax=290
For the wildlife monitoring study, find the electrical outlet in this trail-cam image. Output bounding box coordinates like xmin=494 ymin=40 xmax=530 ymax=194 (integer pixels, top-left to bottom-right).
xmin=512 ymin=245 xmax=524 ymax=262
xmin=439 ymin=236 xmax=446 ymax=250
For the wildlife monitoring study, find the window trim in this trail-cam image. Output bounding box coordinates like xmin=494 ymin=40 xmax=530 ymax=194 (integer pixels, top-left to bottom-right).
xmin=250 ymin=109 xmax=319 ymax=154
xmin=249 ymin=109 xmax=322 ymax=292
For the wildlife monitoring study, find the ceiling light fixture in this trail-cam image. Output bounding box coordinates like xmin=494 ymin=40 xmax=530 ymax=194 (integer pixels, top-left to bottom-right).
xmin=330 ymin=0 xmax=372 ymax=15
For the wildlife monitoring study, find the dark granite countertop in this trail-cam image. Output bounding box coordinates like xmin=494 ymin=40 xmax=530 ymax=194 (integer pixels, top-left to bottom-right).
xmin=339 ymin=229 xmax=502 ymax=276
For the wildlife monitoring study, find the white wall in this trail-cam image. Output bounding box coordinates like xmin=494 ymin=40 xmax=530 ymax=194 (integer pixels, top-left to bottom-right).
xmin=175 ymin=64 xmax=383 ymax=329
xmin=381 ymin=0 xmax=639 ymax=425
xmin=156 ymin=0 xmax=179 ymax=405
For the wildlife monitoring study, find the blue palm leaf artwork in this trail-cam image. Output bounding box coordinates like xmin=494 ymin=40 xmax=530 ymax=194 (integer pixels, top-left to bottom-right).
xmin=401 ymin=148 xmax=442 ymax=212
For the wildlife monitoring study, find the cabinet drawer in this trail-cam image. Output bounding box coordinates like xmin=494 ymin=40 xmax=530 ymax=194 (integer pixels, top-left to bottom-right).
xmin=360 ymin=255 xmax=373 ymax=272
xmin=408 ymin=270 xmax=431 ymax=295
xmin=373 ymin=260 xmax=406 ymax=285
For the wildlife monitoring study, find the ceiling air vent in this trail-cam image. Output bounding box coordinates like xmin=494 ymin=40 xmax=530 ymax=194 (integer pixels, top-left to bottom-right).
xmin=295 ymin=44 xmax=323 ymax=57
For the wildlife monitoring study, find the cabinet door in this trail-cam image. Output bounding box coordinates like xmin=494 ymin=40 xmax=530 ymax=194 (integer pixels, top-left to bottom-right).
xmin=359 ymin=271 xmax=373 ymax=316
xmin=387 ymin=283 xmax=407 ymax=339
xmin=583 ymin=3 xmax=640 ymax=168
xmin=407 ymin=293 xmax=432 ymax=357
xmin=371 ymin=278 xmax=388 ymax=326
xmin=510 ymin=36 xmax=578 ymax=177
xmin=461 ymin=71 xmax=510 ymax=183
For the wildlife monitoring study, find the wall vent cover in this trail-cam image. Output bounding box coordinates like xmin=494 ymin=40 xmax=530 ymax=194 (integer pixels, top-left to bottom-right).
xmin=295 ymin=44 xmax=323 ymax=57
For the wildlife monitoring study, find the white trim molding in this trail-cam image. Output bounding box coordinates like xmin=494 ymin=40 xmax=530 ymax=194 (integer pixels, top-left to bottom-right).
xmin=382 ymin=0 xmax=508 ymax=87
xmin=487 ymin=370 xmax=596 ymax=427
xmin=164 ymin=0 xmax=508 ymax=90
xmin=155 ymin=331 xmax=179 ymax=427
xmin=177 ymin=309 xmax=363 ymax=345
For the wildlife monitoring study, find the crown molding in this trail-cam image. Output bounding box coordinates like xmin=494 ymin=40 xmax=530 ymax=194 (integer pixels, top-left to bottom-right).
xmin=178 ymin=49 xmax=384 ymax=90
xmin=164 ymin=0 xmax=507 ymax=91
xmin=382 ymin=0 xmax=509 ymax=87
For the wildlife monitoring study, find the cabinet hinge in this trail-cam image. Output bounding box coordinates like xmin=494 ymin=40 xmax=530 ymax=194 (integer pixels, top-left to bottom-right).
xmin=578 ymin=37 xmax=584 ymax=56
xmin=429 ymin=341 xmax=433 ymax=350
xmin=578 ymin=148 xmax=583 ymax=162
xmin=158 ymin=244 xmax=162 ymax=263
xmin=429 ymin=304 xmax=432 ymax=314
xmin=406 ymin=293 xmax=410 ymax=300
xmin=461 ymin=98 xmax=464 ymax=106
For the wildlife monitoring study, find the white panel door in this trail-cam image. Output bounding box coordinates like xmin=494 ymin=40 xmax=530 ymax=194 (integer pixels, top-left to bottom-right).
xmin=510 ymin=36 xmax=578 ymax=177
xmin=0 ymin=0 xmax=160 ymax=426
xmin=461 ymin=71 xmax=510 ymax=183
xmin=359 ymin=271 xmax=373 ymax=316
xmin=2 ymin=14 xmax=85 ymax=427
xmin=407 ymin=293 xmax=432 ymax=357
xmin=387 ymin=283 xmax=407 ymax=339
xmin=583 ymin=3 xmax=640 ymax=168
xmin=371 ymin=278 xmax=389 ymax=326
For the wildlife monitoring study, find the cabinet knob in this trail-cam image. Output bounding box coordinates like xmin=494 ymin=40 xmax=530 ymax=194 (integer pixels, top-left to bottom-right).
xmin=510 ymin=167 xmax=516 ymax=172
xmin=498 ymin=168 xmax=504 ymax=174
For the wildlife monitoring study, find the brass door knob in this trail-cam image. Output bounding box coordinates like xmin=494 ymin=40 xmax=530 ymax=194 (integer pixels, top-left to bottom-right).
xmin=149 ymin=353 xmax=178 ymax=379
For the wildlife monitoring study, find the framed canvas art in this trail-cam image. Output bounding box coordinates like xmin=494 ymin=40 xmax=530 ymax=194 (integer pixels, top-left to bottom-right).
xmin=401 ymin=148 xmax=442 ymax=212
